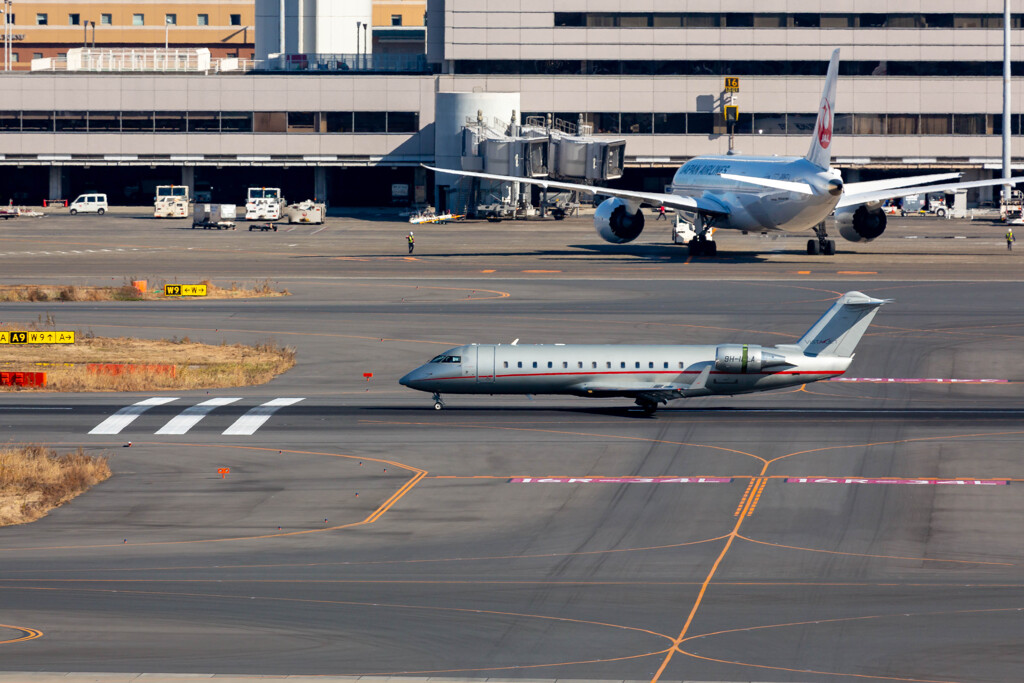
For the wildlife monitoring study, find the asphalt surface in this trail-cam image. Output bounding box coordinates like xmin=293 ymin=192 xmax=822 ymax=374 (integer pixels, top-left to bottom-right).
xmin=1 ymin=211 xmax=1023 ymax=683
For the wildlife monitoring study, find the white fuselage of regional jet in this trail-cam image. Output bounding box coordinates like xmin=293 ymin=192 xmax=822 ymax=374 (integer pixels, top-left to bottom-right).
xmin=399 ymin=343 xmax=850 ymax=398
xmin=670 ymin=156 xmax=842 ymax=233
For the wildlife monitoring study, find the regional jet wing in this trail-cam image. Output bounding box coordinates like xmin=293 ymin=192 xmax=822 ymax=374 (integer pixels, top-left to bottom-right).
xmin=838 ymin=176 xmax=1024 ymax=208
xmin=423 ymin=165 xmax=731 ymax=217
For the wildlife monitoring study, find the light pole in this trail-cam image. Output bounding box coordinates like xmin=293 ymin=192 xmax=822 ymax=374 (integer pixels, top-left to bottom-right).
xmin=1002 ymin=0 xmax=1012 ymax=201
xmin=164 ymin=16 xmax=171 ymax=49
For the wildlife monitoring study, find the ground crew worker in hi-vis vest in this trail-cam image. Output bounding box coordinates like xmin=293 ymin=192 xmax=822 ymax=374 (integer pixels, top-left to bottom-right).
xmin=1008 ymin=227 xmax=1016 ymax=251
xmin=407 ymin=231 xmax=415 ymax=253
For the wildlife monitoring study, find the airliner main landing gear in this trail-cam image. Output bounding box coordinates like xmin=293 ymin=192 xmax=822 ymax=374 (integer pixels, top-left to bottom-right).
xmin=807 ymin=221 xmax=836 ymax=255
xmin=688 ymin=234 xmax=717 ymax=258
xmin=432 ymin=393 xmax=445 ymax=410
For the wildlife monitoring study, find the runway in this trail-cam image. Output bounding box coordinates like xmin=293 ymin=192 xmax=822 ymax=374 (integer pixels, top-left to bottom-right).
xmin=1 ymin=213 xmax=1023 ymax=682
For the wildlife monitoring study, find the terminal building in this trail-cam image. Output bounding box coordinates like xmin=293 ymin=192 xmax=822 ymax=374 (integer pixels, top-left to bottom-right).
xmin=0 ymin=2 xmax=1021 ymax=208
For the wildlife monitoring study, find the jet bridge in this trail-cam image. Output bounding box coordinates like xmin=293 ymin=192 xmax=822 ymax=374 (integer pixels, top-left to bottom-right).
xmin=458 ymin=111 xmax=626 ymax=218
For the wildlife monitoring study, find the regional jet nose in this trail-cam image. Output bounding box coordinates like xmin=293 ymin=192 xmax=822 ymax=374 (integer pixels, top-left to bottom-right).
xmin=399 ymin=366 xmax=426 ymax=388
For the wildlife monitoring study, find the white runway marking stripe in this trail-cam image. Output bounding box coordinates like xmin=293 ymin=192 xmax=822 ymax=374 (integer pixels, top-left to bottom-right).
xmin=222 ymin=398 xmax=305 ymax=435
xmin=89 ymin=397 xmax=179 ymax=434
xmin=155 ymin=397 xmax=242 ymax=435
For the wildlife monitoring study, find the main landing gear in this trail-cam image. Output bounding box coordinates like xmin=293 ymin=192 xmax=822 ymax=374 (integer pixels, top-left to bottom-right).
xmin=807 ymin=221 xmax=836 ymax=255
xmin=688 ymin=234 xmax=717 ymax=258
xmin=432 ymin=393 xmax=445 ymax=410
xmin=634 ymin=398 xmax=659 ymax=415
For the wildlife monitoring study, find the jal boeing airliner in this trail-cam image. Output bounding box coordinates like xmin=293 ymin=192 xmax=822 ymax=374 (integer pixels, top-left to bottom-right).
xmin=428 ymin=49 xmax=1019 ymax=256
xmin=400 ymin=291 xmax=887 ymax=413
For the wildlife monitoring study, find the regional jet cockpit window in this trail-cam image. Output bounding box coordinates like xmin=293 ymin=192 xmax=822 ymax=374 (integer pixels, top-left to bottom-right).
xmin=429 ymin=355 xmax=461 ymax=363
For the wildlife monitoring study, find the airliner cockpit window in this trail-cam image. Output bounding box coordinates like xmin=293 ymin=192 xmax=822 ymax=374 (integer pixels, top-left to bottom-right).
xmin=429 ymin=355 xmax=462 ymax=363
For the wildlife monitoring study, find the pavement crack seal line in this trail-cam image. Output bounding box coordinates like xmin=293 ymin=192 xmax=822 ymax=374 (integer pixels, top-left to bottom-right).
xmin=0 ymin=586 xmax=676 ymax=676
xmin=0 ymin=443 xmax=428 ymax=552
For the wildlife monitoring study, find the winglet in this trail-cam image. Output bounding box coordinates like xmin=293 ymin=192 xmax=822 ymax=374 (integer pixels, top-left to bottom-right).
xmin=805 ymin=48 xmax=840 ymax=170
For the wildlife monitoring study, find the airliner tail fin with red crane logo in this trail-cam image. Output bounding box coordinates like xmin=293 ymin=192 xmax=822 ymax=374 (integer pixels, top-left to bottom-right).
xmin=806 ymin=48 xmax=840 ymax=169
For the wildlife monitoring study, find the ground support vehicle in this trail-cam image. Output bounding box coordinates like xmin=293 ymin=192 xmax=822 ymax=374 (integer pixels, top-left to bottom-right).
xmin=282 ymin=200 xmax=325 ymax=224
xmin=192 ymin=204 xmax=237 ymax=230
xmin=69 ymin=193 xmax=108 ymax=215
xmin=248 ymin=223 xmax=278 ymax=232
xmin=154 ymin=185 xmax=190 ymax=218
xmin=245 ymin=188 xmax=284 ymax=220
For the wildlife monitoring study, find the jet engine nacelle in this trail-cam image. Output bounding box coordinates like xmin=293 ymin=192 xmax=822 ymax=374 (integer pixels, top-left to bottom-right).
xmin=715 ymin=344 xmax=792 ymax=374
xmin=594 ymin=197 xmax=645 ymax=244
xmin=836 ymin=205 xmax=887 ymax=243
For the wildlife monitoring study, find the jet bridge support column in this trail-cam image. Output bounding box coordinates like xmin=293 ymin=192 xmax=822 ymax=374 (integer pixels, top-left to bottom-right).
xmin=314 ymin=166 xmax=327 ymax=203
xmin=47 ymin=166 xmax=64 ymax=201
xmin=181 ymin=166 xmax=195 ymax=199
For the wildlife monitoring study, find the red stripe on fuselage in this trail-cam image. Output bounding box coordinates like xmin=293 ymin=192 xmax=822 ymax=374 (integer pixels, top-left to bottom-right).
xmin=423 ymin=370 xmax=844 ymax=381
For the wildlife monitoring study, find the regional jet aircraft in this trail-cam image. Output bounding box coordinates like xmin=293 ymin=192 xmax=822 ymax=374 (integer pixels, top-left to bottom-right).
xmin=400 ymin=291 xmax=887 ymax=413
xmin=428 ymin=48 xmax=1019 ymax=256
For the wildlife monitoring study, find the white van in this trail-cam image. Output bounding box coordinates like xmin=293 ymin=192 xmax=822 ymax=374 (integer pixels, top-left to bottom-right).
xmin=69 ymin=193 xmax=108 ymax=215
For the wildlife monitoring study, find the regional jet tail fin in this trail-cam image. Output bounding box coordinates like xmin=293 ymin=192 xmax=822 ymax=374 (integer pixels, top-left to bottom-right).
xmin=805 ymin=48 xmax=840 ymax=170
xmin=793 ymin=291 xmax=890 ymax=358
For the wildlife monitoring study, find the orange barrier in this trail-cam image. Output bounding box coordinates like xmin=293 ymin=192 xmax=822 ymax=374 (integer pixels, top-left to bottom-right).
xmin=131 ymin=280 xmax=147 ymax=294
xmin=87 ymin=364 xmax=176 ymax=377
xmin=0 ymin=372 xmax=47 ymax=387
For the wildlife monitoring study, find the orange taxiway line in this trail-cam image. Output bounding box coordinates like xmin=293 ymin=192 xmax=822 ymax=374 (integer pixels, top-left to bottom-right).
xmin=0 ymin=442 xmax=427 ymax=552
xmin=0 ymin=585 xmax=676 ymax=676
xmin=0 ymin=624 xmax=43 ymax=645
xmin=736 ymin=534 xmax=1014 ymax=567
xmin=675 ymin=605 xmax=1024 ymax=683
xmin=361 ymin=419 xmax=769 ymax=465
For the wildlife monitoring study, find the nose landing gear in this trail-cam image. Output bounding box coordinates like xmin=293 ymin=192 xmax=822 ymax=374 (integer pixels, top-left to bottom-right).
xmin=432 ymin=393 xmax=445 ymax=410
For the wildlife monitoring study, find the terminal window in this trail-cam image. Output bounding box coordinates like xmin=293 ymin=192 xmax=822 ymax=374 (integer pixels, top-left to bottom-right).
xmin=391 ymin=14 xmax=402 ymax=26
xmin=197 ymin=14 xmax=208 ymax=26
xmin=133 ymin=14 xmax=144 ymax=26
xmin=101 ymin=14 xmax=111 ymax=25
xmin=36 ymin=13 xmax=47 ymax=25
xmin=165 ymin=14 xmax=177 ymax=25
xmin=68 ymin=13 xmax=80 ymax=25
xmin=230 ymin=14 xmax=241 ymax=26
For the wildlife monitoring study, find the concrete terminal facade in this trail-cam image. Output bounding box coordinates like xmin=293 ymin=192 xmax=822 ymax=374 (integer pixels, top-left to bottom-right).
xmin=0 ymin=1 xmax=1022 ymax=206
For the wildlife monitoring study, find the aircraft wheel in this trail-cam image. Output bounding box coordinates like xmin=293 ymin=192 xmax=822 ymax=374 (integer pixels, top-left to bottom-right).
xmin=433 ymin=402 xmax=444 ymax=410
xmin=689 ymin=242 xmax=703 ymax=257
xmin=824 ymin=239 xmax=836 ymax=255
xmin=807 ymin=239 xmax=820 ymax=255
xmin=707 ymin=241 xmax=718 ymax=257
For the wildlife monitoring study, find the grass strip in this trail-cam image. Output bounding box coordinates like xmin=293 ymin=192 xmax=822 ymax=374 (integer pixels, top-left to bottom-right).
xmin=0 ymin=279 xmax=288 ymax=302
xmin=0 ymin=445 xmax=111 ymax=526
xmin=1 ymin=335 xmax=296 ymax=392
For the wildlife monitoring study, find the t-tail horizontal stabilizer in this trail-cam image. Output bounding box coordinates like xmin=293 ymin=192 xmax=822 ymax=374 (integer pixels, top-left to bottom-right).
xmin=793 ymin=291 xmax=891 ymax=357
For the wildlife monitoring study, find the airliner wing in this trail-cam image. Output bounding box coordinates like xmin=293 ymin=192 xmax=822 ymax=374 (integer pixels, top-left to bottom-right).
xmin=423 ymin=165 xmax=731 ymax=217
xmin=719 ymin=174 xmax=815 ymax=195
xmin=842 ymin=172 xmax=961 ymax=196
xmin=838 ymin=176 xmax=1024 ymax=208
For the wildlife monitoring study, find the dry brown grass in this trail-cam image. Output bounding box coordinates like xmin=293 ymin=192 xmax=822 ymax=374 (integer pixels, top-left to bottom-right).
xmin=0 ymin=278 xmax=288 ymax=302
xmin=0 ymin=445 xmax=111 ymax=526
xmin=1 ymin=334 xmax=297 ymax=392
